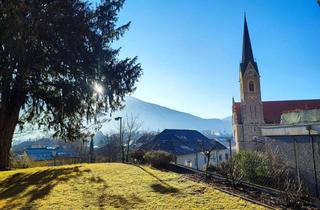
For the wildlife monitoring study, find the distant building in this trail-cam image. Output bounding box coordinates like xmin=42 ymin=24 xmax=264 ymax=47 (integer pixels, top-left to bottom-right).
xmin=141 ymin=129 xmax=228 ymax=170
xmin=232 ymin=16 xmax=320 ymax=151
xmin=25 ymin=146 xmax=79 ymax=165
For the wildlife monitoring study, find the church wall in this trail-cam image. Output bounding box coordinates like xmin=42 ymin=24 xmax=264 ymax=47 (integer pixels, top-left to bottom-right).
xmin=233 ymin=124 xmax=243 ymax=151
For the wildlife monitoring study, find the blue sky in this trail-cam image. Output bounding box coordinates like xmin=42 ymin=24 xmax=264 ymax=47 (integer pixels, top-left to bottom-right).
xmin=93 ymin=0 xmax=320 ymax=119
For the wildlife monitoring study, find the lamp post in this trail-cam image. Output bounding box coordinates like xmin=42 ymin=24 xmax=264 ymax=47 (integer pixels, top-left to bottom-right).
xmin=115 ymin=117 xmax=124 ymax=163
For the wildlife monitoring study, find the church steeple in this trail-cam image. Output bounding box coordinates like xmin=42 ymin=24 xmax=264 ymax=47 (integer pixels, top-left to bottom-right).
xmin=240 ymin=15 xmax=259 ymax=75
xmin=242 ymin=16 xmax=254 ymax=64
xmin=235 ymin=14 xmax=264 ymax=152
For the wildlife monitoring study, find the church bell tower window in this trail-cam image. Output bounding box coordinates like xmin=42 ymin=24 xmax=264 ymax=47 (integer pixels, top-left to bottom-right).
xmin=249 ymin=81 xmax=255 ymax=92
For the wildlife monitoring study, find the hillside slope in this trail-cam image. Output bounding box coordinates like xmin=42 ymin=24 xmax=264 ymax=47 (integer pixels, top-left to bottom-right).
xmin=101 ymin=96 xmax=232 ymax=133
xmin=0 ymin=163 xmax=263 ymax=210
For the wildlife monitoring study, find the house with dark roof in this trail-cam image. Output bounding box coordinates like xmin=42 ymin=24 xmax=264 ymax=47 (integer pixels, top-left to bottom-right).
xmin=25 ymin=146 xmax=79 ymax=165
xmin=141 ymin=129 xmax=228 ymax=170
xmin=232 ymin=16 xmax=320 ymax=151
xmin=132 ymin=132 xmax=158 ymax=149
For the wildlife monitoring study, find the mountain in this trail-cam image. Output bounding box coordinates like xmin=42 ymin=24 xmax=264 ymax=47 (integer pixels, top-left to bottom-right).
xmin=13 ymin=96 xmax=232 ymax=143
xmin=100 ymin=96 xmax=232 ymax=134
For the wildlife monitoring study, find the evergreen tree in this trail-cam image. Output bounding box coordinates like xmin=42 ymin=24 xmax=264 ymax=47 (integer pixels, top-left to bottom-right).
xmin=0 ymin=0 xmax=142 ymax=170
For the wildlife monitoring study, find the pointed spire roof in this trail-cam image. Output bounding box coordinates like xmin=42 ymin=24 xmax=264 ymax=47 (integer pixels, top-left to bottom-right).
xmin=242 ymin=15 xmax=254 ymax=63
xmin=240 ymin=15 xmax=259 ymax=75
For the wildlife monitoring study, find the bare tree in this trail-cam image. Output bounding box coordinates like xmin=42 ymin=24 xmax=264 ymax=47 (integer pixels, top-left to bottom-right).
xmin=123 ymin=114 xmax=142 ymax=162
xmin=202 ymin=149 xmax=215 ymax=181
xmin=197 ymin=139 xmax=215 ymax=181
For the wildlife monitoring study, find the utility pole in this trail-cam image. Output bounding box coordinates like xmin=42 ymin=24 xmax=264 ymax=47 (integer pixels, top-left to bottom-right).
xmin=227 ymin=138 xmax=234 ymax=186
xmin=293 ymin=138 xmax=301 ymax=185
xmin=307 ymin=125 xmax=319 ymax=197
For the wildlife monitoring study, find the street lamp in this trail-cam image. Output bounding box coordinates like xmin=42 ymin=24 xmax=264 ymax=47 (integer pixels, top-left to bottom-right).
xmin=115 ymin=117 xmax=124 ymax=163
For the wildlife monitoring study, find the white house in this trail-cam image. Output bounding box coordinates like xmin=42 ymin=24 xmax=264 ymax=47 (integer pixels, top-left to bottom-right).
xmin=176 ymin=149 xmax=229 ymax=170
xmin=141 ymin=129 xmax=229 ymax=170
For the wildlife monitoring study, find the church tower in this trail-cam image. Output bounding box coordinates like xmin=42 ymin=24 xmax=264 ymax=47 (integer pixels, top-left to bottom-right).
xmin=236 ymin=16 xmax=264 ymax=150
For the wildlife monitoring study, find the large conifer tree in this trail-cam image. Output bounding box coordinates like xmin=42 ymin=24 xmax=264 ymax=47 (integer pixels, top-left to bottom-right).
xmin=0 ymin=0 xmax=142 ymax=170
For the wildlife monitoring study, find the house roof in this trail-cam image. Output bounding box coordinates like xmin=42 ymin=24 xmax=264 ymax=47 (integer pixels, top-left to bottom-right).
xmin=140 ymin=129 xmax=227 ymax=155
xmin=233 ymin=99 xmax=320 ymax=124
xmin=136 ymin=133 xmax=157 ymax=144
xmin=131 ymin=133 xmax=157 ymax=150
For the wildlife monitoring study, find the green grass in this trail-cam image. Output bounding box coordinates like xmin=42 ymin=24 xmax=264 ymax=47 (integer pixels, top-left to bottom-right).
xmin=0 ymin=163 xmax=265 ymax=209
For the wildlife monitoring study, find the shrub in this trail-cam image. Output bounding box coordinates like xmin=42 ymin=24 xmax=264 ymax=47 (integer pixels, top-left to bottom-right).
xmin=208 ymin=162 xmax=229 ymax=176
xmin=10 ymin=153 xmax=33 ymax=168
xmin=95 ymin=155 xmax=111 ymax=163
xmin=232 ymin=150 xmax=271 ymax=184
xmin=144 ymin=151 xmax=175 ymax=168
xmin=209 ymin=151 xmax=309 ymax=206
xmin=130 ymin=150 xmax=145 ymax=164
xmin=209 ymin=151 xmax=277 ymax=185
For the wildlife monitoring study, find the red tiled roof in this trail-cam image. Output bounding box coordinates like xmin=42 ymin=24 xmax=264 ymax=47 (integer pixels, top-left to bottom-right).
xmin=233 ymin=99 xmax=320 ymax=124
xmin=263 ymin=100 xmax=320 ymax=124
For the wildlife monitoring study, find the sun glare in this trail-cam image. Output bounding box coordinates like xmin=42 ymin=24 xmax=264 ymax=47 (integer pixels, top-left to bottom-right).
xmin=94 ymin=82 xmax=103 ymax=94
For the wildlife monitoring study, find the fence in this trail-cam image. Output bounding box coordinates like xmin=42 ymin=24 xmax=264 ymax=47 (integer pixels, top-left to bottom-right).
xmin=212 ymin=135 xmax=320 ymax=198
xmin=262 ymin=135 xmax=320 ymax=197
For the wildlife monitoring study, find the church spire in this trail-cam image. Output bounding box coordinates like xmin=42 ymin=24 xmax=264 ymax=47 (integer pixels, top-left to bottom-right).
xmin=242 ymin=15 xmax=254 ymax=64
xmin=240 ymin=15 xmax=259 ymax=75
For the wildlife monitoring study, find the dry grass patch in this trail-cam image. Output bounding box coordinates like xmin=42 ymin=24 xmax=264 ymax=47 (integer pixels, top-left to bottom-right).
xmin=0 ymin=163 xmax=266 ymax=209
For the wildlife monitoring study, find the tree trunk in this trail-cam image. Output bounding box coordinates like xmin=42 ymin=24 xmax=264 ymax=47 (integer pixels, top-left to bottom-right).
xmin=0 ymin=133 xmax=12 ymax=170
xmin=0 ymin=102 xmax=22 ymax=170
xmin=0 ymin=113 xmax=19 ymax=170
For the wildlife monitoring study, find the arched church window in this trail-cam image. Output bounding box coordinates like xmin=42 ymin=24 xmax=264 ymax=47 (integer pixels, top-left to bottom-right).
xmin=249 ymin=81 xmax=255 ymax=92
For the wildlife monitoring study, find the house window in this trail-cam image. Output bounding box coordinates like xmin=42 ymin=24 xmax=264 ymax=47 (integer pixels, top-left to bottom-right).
xmin=186 ymin=160 xmax=192 ymax=167
xmin=249 ymin=81 xmax=255 ymax=92
xmin=204 ymin=156 xmax=207 ymax=164
xmin=219 ymin=155 xmax=222 ymax=161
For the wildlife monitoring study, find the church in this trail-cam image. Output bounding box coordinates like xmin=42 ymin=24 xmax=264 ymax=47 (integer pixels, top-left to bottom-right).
xmin=232 ymin=17 xmax=320 ymax=151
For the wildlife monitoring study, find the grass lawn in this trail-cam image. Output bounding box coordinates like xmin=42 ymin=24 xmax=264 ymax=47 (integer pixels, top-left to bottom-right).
xmin=0 ymin=163 xmax=265 ymax=209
